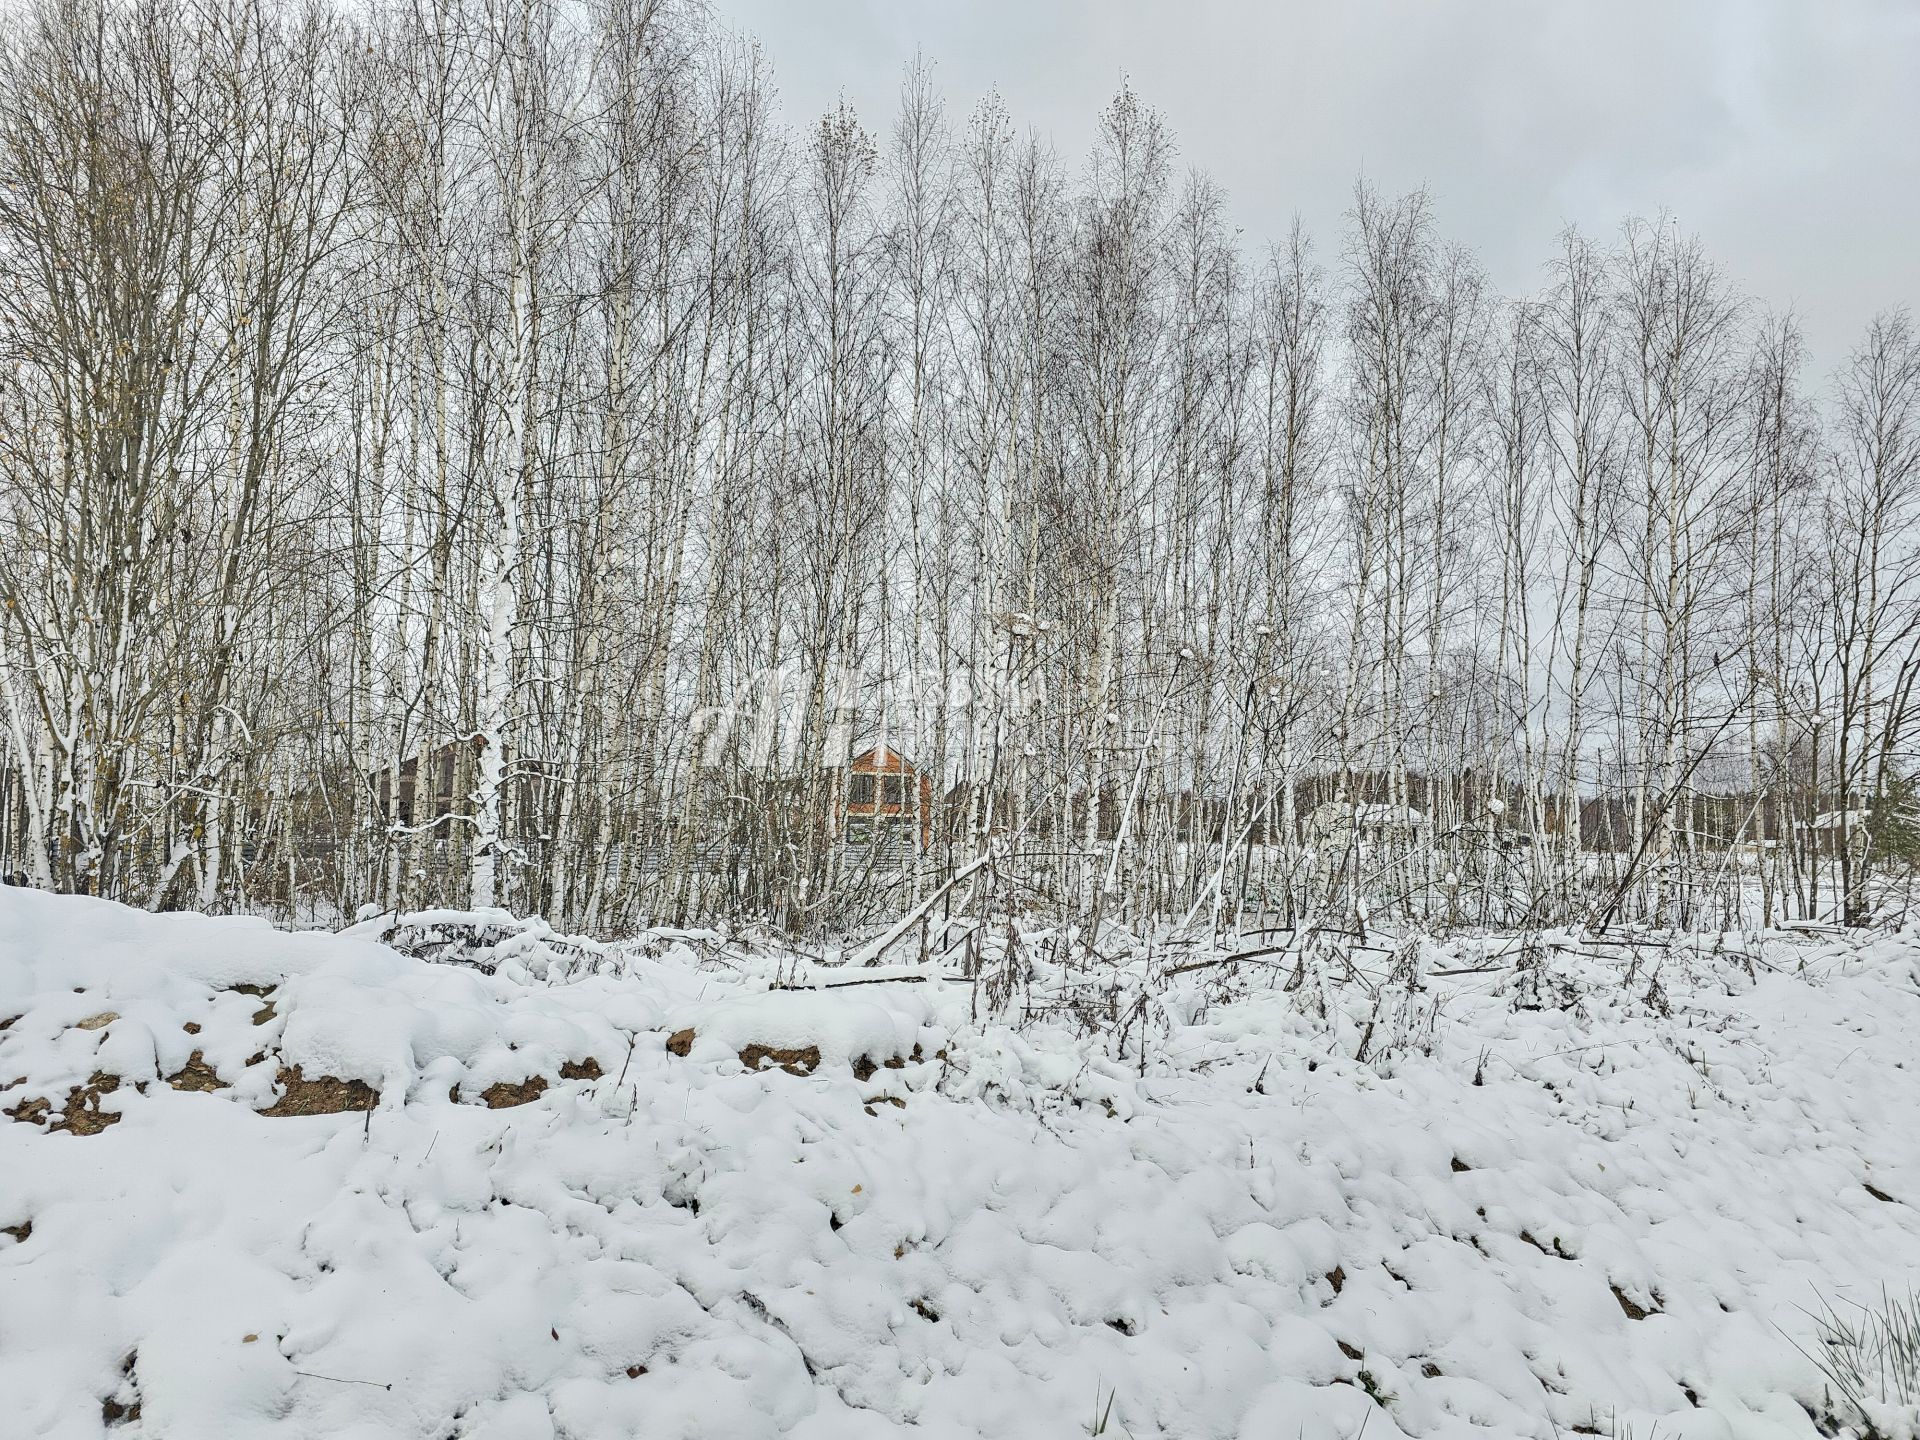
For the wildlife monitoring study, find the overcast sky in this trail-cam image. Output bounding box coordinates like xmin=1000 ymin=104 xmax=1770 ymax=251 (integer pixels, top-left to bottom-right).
xmin=717 ymin=0 xmax=1919 ymax=375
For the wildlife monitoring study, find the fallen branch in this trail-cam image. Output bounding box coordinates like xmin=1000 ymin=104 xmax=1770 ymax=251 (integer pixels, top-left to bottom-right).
xmin=294 ymin=1371 xmax=392 ymax=1391
xmin=769 ymin=973 xmax=962 ymax=991
xmin=854 ymin=851 xmax=993 ymax=967
xmin=1163 ymin=943 xmax=1298 ymax=977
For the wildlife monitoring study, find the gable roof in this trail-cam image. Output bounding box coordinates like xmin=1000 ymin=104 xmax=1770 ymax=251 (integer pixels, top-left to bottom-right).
xmin=848 ymin=746 xmax=919 ymax=775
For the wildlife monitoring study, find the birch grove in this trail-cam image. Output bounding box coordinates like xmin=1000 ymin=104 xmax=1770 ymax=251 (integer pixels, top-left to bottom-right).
xmin=2 ymin=0 xmax=1918 ymax=939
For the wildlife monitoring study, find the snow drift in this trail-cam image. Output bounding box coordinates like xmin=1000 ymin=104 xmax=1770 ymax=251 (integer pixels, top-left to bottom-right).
xmin=2 ymin=888 xmax=1918 ymax=1439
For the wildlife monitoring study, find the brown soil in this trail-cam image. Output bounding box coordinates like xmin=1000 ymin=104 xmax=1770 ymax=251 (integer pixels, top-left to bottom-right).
xmin=259 ymin=1065 xmax=377 ymax=1117
xmin=46 ymin=1073 xmax=124 ymax=1135
xmin=166 ymin=1051 xmax=228 ymax=1093
xmin=5 ymin=1094 xmax=50 ymax=1126
xmin=223 ymin=984 xmax=278 ymax=1025
xmin=480 ymin=1077 xmax=549 ymax=1109
xmin=559 ymin=1057 xmax=603 ymax=1081
xmin=739 ymin=1043 xmax=820 ymax=1076
xmin=854 ymin=1046 xmax=924 ymax=1080
xmin=101 ymin=1397 xmax=140 ymax=1427
xmin=1611 ymin=1283 xmax=1660 ymax=1320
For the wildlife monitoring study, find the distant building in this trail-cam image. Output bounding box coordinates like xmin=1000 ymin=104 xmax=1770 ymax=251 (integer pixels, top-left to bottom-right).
xmin=372 ymin=739 xmax=478 ymax=827
xmin=1308 ymin=801 xmax=1427 ymax=847
xmin=843 ymin=746 xmax=933 ymax=850
xmin=1798 ymin=808 xmax=1870 ymax=859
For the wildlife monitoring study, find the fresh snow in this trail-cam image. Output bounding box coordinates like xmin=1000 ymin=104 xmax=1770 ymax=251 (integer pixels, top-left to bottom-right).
xmin=2 ymin=889 xmax=1919 ymax=1439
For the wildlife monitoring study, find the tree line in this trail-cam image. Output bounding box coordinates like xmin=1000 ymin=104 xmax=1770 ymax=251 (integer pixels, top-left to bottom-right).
xmin=1 ymin=0 xmax=1916 ymax=939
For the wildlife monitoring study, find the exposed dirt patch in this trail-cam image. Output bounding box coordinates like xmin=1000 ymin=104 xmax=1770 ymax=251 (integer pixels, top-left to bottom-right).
xmin=183 ymin=1021 xmax=201 ymax=1035
xmin=226 ymin=984 xmax=278 ymax=1025
xmin=51 ymin=1073 xmax=123 ymax=1135
xmin=624 ymin=1364 xmax=649 ymax=1379
xmin=1451 ymin=1156 xmax=1471 ymax=1172
xmin=101 ymin=1396 xmax=140 ymax=1427
xmin=1519 ymin=1229 xmax=1575 ymax=1259
xmin=166 ymin=1051 xmax=228 ymax=1093
xmin=559 ymin=1057 xmax=602 ymax=1081
xmin=0 ymin=1014 xmax=17 ymax=1031
xmin=259 ymin=1065 xmax=377 ymax=1117
xmin=1 ymin=1219 xmax=29 ymax=1243
xmin=1865 ymin=1180 xmax=1899 ymax=1204
xmin=851 ymin=1046 xmax=921 ymax=1081
xmin=6 ymin=1091 xmax=49 ymax=1124
xmin=102 ymin=1351 xmax=139 ymax=1427
xmin=739 ymin=1043 xmax=820 ymax=1076
xmin=1337 ymin=1339 xmax=1364 ymax=1360
xmin=480 ymin=1077 xmax=549 ymax=1109
xmin=1611 ymin=1283 xmax=1660 ymax=1320
xmin=1325 ymin=1265 xmax=1346 ymax=1295
xmin=74 ymin=1012 xmax=118 ymax=1031
xmin=665 ymin=1028 xmax=695 ymax=1057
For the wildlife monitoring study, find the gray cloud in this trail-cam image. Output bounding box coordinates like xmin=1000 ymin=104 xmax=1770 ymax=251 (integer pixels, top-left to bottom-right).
xmin=718 ymin=0 xmax=1920 ymax=372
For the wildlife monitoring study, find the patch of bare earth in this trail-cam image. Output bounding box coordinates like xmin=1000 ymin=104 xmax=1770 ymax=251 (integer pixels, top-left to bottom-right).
xmin=20 ymin=1072 xmax=127 ymax=1136
xmin=4 ymin=1092 xmax=49 ymax=1125
xmin=479 ymin=1077 xmax=548 ymax=1109
xmin=1611 ymin=1284 xmax=1662 ymax=1320
xmin=101 ymin=1351 xmax=139 ymax=1428
xmin=851 ymin=1045 xmax=923 ymax=1081
xmin=166 ymin=1052 xmax=228 ymax=1093
xmin=738 ymin=1044 xmax=821 ymax=1076
xmin=259 ymin=1065 xmax=376 ymax=1117
xmin=226 ymin=983 xmax=278 ymax=1026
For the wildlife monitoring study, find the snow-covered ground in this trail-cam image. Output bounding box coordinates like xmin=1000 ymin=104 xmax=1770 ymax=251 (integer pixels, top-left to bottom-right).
xmin=3 ymin=889 xmax=1918 ymax=1440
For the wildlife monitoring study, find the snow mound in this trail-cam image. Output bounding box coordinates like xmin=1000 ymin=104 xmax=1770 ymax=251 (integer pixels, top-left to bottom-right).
xmin=668 ymin=985 xmax=942 ymax=1076
xmin=380 ymin=908 xmax=625 ymax=984
xmin=3 ymin=889 xmax=1919 ymax=1439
